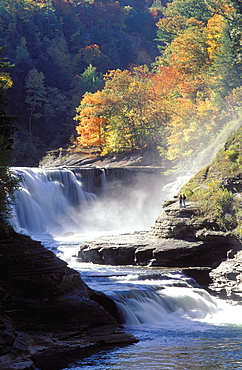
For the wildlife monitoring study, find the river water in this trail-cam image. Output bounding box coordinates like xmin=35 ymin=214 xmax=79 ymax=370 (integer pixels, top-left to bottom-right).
xmin=11 ymin=167 xmax=242 ymax=370
xmin=54 ymin=245 xmax=242 ymax=370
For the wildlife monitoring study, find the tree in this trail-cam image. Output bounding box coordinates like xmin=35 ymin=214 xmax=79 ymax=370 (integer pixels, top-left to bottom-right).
xmin=74 ymin=91 xmax=107 ymax=150
xmin=0 ymin=47 xmax=18 ymax=235
xmin=74 ymin=66 xmax=168 ymax=156
xmin=72 ymin=64 xmax=104 ymax=100
xmin=0 ymin=0 xmax=161 ymax=165
xmin=165 ymin=0 xmax=211 ymax=21
xmin=206 ymin=13 xmax=241 ymax=99
xmin=25 ymin=69 xmax=47 ymax=133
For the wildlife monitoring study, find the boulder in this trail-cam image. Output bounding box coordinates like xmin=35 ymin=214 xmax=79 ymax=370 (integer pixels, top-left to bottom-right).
xmin=209 ymin=249 xmax=242 ymax=302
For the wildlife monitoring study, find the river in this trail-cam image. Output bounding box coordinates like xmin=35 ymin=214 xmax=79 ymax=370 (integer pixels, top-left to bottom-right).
xmin=11 ymin=167 xmax=242 ymax=370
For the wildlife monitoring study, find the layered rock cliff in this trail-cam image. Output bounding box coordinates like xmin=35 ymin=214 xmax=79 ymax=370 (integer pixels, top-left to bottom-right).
xmin=2 ymin=127 xmax=242 ymax=369
xmin=77 ymin=200 xmax=241 ymax=269
xmin=0 ymin=230 xmax=136 ymax=370
xmin=77 ymin=127 xmax=242 ymax=303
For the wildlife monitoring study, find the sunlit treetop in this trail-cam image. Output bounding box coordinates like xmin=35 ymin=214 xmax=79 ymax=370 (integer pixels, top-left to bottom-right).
xmin=0 ymin=47 xmax=13 ymax=90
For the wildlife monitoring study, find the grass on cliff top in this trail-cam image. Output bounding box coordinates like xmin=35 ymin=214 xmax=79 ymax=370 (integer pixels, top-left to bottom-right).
xmin=181 ymin=126 xmax=242 ymax=236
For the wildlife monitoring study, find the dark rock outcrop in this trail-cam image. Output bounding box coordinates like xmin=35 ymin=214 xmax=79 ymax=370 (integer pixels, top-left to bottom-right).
xmin=77 ymin=202 xmax=242 ymax=270
xmin=77 ymin=199 xmax=242 ymax=301
xmin=209 ymin=250 xmax=242 ymax=302
xmin=0 ymin=231 xmax=136 ymax=370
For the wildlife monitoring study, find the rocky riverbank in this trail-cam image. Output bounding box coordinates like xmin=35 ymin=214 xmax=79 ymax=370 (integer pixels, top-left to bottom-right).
xmin=76 ymin=199 xmax=242 ymax=301
xmin=0 ymin=230 xmax=136 ymax=370
xmin=40 ymin=149 xmax=164 ymax=169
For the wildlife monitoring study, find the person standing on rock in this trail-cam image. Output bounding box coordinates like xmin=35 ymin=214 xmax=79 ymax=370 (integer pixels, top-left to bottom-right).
xmin=182 ymin=194 xmax=186 ymax=208
xmin=179 ymin=194 xmax=183 ymax=208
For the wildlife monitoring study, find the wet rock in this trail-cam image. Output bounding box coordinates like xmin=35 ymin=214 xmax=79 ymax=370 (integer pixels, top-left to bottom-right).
xmin=100 ymin=246 xmax=136 ymax=265
xmin=77 ymin=198 xmax=242 ymax=305
xmin=209 ymin=250 xmax=242 ymax=302
xmin=78 ymin=201 xmax=240 ymax=269
xmin=151 ymin=239 xmax=209 ymax=267
xmin=0 ymin=230 xmax=136 ymax=370
xmin=149 ymin=201 xmax=217 ymax=239
xmin=78 ymin=233 xmax=148 ymax=266
xmin=77 ymin=231 xmax=235 ymax=269
xmin=135 ymin=247 xmax=154 ymax=266
xmin=183 ymin=268 xmax=212 ymax=289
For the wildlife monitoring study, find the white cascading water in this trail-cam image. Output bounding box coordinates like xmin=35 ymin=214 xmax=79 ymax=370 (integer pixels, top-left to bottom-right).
xmin=11 ymin=167 xmax=95 ymax=236
xmin=11 ymin=166 xmax=168 ymax=246
xmin=10 ymin=166 xmax=242 ymax=370
xmin=63 ymin=261 xmax=242 ymax=370
xmin=73 ymin=262 xmax=242 ymax=329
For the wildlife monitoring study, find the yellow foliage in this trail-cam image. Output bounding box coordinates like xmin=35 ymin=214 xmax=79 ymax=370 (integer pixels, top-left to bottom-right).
xmin=73 ymin=1 xmax=241 ymax=162
xmin=206 ymin=14 xmax=225 ymax=61
xmin=0 ymin=73 xmax=13 ymax=89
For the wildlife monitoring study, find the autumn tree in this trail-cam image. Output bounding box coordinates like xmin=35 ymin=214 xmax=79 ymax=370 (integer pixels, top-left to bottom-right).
xmin=71 ymin=64 xmax=104 ymax=107
xmin=74 ymin=66 xmax=169 ymax=157
xmin=0 ymin=0 xmax=160 ymax=165
xmin=74 ymin=91 xmax=107 ymax=151
xmin=153 ymin=0 xmax=242 ymax=165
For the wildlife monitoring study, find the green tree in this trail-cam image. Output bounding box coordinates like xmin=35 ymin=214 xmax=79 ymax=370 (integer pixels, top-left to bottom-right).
xmin=75 ymin=64 xmax=104 ymax=97
xmin=165 ymin=0 xmax=211 ymax=21
xmin=210 ymin=22 xmax=241 ymax=100
xmin=25 ymin=69 xmax=47 ymax=133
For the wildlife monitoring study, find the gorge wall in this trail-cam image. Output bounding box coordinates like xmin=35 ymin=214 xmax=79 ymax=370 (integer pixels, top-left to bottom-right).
xmin=0 ymin=230 xmax=136 ymax=370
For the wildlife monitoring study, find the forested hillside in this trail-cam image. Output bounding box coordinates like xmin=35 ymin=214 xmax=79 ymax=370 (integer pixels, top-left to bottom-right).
xmin=1 ymin=0 xmax=241 ymax=166
xmin=1 ymin=0 xmax=163 ymax=165
xmin=74 ymin=0 xmax=242 ymax=169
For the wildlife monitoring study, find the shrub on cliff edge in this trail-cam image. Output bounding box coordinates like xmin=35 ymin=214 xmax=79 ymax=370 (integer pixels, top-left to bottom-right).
xmin=181 ymin=124 xmax=242 ymax=236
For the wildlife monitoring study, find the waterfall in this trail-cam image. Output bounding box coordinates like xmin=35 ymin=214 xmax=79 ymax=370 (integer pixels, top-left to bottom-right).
xmin=76 ymin=265 xmax=242 ymax=329
xmin=10 ymin=166 xmax=167 ymax=243
xmin=104 ymin=270 xmax=220 ymax=326
xmin=11 ymin=167 xmax=97 ymax=238
xmin=64 ymin=262 xmax=242 ymax=370
xmin=110 ymin=287 xmax=219 ymax=326
xmin=10 ymin=166 xmax=242 ymax=370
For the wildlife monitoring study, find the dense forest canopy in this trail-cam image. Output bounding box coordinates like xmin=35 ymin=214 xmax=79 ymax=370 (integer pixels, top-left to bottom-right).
xmin=0 ymin=0 xmax=165 ymax=165
xmin=0 ymin=0 xmax=241 ymax=167
xmin=74 ymin=0 xmax=242 ymax=168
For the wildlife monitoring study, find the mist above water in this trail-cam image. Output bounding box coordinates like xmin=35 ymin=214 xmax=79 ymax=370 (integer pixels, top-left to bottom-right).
xmin=11 ymin=167 xmax=176 ymax=244
xmin=177 ymin=116 xmax=242 ymax=174
xmin=12 ymin=115 xmax=241 ymax=245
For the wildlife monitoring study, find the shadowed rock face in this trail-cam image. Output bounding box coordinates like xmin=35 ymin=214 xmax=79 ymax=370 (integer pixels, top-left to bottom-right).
xmin=0 ymin=230 xmax=136 ymax=370
xmin=209 ymin=250 xmax=242 ymax=302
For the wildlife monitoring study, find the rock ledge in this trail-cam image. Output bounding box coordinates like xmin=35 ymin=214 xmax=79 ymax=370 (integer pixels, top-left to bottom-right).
xmin=77 ymin=200 xmax=242 ymax=303
xmin=0 ymin=231 xmax=136 ymax=370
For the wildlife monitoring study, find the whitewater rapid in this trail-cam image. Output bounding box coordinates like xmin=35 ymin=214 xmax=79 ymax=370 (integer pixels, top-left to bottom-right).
xmin=10 ymin=166 xmax=242 ymax=370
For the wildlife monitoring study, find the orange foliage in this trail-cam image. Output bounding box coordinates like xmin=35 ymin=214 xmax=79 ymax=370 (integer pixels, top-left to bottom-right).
xmin=75 ymin=91 xmax=107 ymax=149
xmin=73 ymin=0 xmax=241 ymax=162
